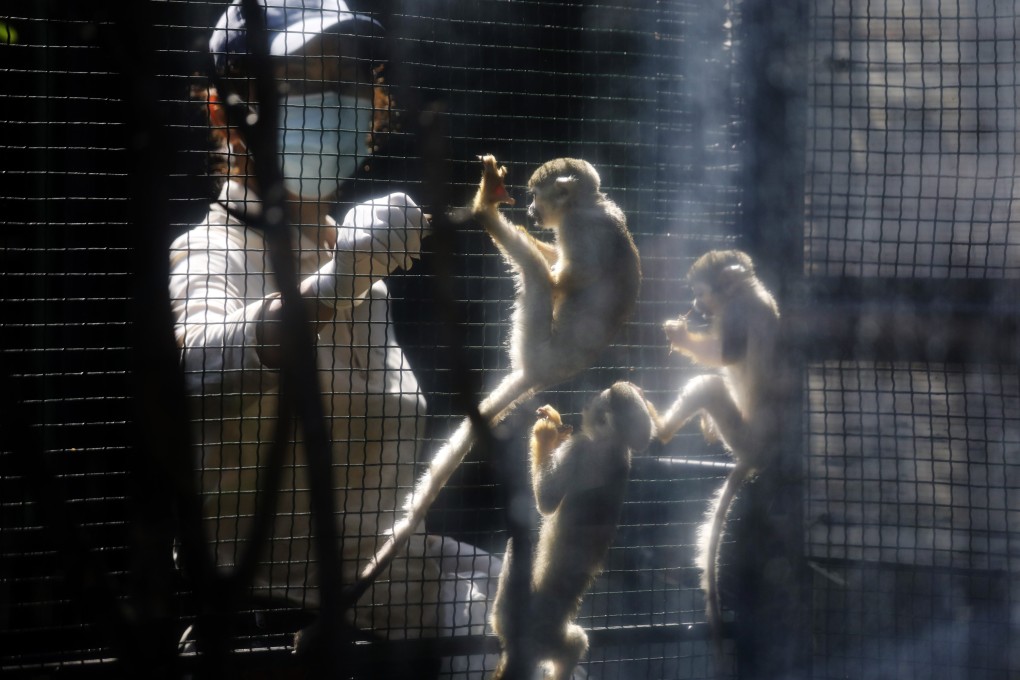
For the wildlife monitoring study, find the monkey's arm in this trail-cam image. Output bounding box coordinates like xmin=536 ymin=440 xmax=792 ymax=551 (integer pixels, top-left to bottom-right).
xmin=532 ymin=436 xmax=580 ymax=515
xmin=530 ymin=406 xmax=573 ymax=515
xmin=663 ymin=318 xmax=727 ymax=368
xmin=472 ymin=155 xmax=555 ymax=282
xmin=655 ymin=374 xmax=749 ymax=450
xmin=522 ymin=229 xmax=559 ymax=267
xmin=531 ymin=405 xmax=571 ymax=463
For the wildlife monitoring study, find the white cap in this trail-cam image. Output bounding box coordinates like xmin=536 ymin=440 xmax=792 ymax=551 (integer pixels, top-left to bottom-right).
xmin=209 ymin=0 xmax=383 ymax=73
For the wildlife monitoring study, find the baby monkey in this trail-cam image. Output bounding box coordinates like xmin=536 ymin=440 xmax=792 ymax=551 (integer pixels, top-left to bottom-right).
xmin=490 ymin=382 xmax=654 ymax=680
xmin=359 ymin=156 xmax=640 ymax=586
xmin=657 ymin=250 xmax=783 ymax=649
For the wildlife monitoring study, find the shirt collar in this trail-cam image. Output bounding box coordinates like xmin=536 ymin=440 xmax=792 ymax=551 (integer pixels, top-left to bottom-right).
xmin=218 ymin=180 xmax=263 ymax=224
xmin=216 ymin=180 xmax=325 ymax=254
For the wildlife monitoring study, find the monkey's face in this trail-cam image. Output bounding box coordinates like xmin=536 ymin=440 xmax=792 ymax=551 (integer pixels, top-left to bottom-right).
xmin=687 ymin=252 xmax=755 ymax=318
xmin=586 ymin=382 xmax=654 ymax=451
xmin=526 ymin=159 xmax=600 ymax=230
xmin=527 ymin=178 xmax=576 ymax=229
xmin=582 ymin=396 xmax=614 ymax=437
xmin=527 ymin=191 xmax=560 ymax=229
xmin=690 ymin=281 xmax=720 ymax=318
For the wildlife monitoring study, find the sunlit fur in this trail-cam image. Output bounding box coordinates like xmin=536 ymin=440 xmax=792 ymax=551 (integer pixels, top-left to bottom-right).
xmin=656 ymin=249 xmax=783 ymax=652
xmin=359 ymin=156 xmax=641 ymax=587
xmin=490 ymin=382 xmax=654 ymax=680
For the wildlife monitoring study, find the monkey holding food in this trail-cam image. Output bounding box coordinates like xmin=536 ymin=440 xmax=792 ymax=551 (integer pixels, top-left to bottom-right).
xmin=656 ymin=249 xmax=783 ymax=648
xmin=490 ymin=382 xmax=655 ymax=680
xmin=360 ymin=156 xmax=641 ymax=586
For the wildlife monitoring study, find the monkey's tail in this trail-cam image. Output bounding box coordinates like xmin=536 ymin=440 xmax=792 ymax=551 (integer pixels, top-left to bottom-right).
xmin=479 ymin=370 xmax=541 ymax=426
xmin=699 ymin=462 xmax=750 ymax=661
xmin=355 ymin=371 xmax=536 ymax=590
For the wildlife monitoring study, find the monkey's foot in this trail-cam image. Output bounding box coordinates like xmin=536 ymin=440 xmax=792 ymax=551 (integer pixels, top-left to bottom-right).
xmin=477 ymin=154 xmax=515 ymax=207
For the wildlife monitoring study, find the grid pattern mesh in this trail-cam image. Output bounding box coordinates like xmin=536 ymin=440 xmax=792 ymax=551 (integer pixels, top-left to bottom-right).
xmin=804 ymin=0 xmax=1020 ymax=278
xmin=1 ymin=1 xmax=742 ymax=678
xmin=2 ymin=0 xmax=1019 ymax=678
xmin=804 ymin=362 xmax=1020 ymax=678
xmin=806 ymin=363 xmax=1020 ymax=570
xmin=1 ymin=9 xmax=134 ymax=671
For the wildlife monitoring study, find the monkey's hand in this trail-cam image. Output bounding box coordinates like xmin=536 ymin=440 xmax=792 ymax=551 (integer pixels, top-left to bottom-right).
xmin=473 ymin=154 xmax=515 ymax=212
xmin=532 ymin=405 xmax=572 ymax=464
xmin=535 ymin=404 xmax=561 ymax=425
xmin=663 ymin=316 xmax=691 ymax=353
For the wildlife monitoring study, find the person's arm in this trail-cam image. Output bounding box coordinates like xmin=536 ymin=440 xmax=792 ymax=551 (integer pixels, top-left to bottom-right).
xmin=257 ymin=192 xmax=427 ymax=368
xmin=251 ymin=291 xmax=334 ymax=369
xmin=171 ymin=193 xmax=426 ymax=379
xmin=170 ymin=230 xmax=281 ymax=395
xmin=301 ymin=192 xmax=424 ymax=297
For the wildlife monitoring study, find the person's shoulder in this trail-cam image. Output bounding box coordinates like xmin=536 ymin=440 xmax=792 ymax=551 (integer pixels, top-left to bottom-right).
xmin=171 ymin=203 xmax=263 ymax=252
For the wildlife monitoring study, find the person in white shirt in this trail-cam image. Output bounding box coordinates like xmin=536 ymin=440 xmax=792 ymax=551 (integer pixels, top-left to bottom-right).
xmin=169 ymin=0 xmax=499 ymax=662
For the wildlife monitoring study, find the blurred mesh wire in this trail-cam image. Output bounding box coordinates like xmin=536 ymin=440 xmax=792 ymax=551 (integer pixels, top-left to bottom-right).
xmin=1 ymin=0 xmax=1017 ymax=678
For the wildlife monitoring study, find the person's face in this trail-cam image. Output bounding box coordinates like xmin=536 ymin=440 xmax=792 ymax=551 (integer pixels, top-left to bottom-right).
xmin=273 ymin=32 xmax=374 ymax=100
xmin=270 ymin=32 xmax=377 ymax=204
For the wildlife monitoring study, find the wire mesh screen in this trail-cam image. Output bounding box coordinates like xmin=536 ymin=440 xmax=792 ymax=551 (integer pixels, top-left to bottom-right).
xmin=804 ymin=362 xmax=1020 ymax=678
xmin=797 ymin=0 xmax=1020 ymax=669
xmin=806 ymin=363 xmax=1019 ymax=572
xmin=804 ymin=0 xmax=1020 ymax=278
xmin=1 ymin=8 xmax=137 ymax=674
xmin=1 ymin=1 xmax=743 ymax=678
xmin=2 ymin=0 xmax=1019 ymax=678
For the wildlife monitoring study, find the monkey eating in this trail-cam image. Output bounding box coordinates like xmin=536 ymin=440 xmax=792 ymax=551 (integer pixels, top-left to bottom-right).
xmin=358 ymin=155 xmax=641 ymax=587
xmin=655 ymin=249 xmax=783 ymax=651
xmin=490 ymin=382 xmax=655 ymax=680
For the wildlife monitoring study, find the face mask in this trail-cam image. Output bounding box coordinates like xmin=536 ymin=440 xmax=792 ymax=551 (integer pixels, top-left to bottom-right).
xmin=277 ymin=91 xmax=373 ymax=199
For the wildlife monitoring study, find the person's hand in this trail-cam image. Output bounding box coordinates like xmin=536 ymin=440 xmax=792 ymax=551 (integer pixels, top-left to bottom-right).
xmin=336 ymin=192 xmax=425 ymax=273
xmin=303 ymin=193 xmax=427 ymax=310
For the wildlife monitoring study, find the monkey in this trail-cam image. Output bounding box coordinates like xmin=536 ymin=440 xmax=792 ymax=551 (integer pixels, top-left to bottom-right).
xmin=655 ymin=249 xmax=783 ymax=651
xmin=490 ymin=382 xmax=655 ymax=680
xmin=472 ymin=155 xmax=641 ymax=385
xmin=358 ymin=155 xmax=641 ymax=586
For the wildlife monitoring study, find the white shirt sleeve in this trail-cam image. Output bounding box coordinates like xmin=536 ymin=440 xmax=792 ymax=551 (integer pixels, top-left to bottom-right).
xmin=169 ymin=221 xmax=278 ymax=399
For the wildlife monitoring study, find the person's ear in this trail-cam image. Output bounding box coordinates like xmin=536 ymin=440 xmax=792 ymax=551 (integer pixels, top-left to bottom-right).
xmin=207 ymin=90 xmax=228 ymax=129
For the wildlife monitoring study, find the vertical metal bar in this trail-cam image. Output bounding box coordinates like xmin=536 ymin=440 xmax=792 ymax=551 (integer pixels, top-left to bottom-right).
xmin=735 ymin=0 xmax=811 ymax=676
xmin=738 ymin=0 xmax=808 ymax=286
xmin=114 ymin=1 xmax=228 ymax=675
xmin=233 ymin=0 xmax=345 ymax=671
